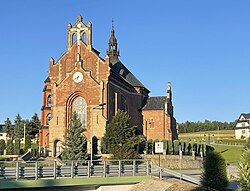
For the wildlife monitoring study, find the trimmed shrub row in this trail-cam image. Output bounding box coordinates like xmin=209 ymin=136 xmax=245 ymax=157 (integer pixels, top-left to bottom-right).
xmin=146 ymin=139 xmax=214 ymax=156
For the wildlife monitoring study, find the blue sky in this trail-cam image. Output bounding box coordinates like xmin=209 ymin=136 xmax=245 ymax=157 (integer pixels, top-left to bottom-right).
xmin=0 ymin=0 xmax=250 ymax=123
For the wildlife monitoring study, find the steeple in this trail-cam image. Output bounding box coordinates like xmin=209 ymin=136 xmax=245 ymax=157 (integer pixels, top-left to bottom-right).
xmin=167 ymin=82 xmax=172 ymax=101
xmin=165 ymin=82 xmax=173 ymax=116
xmin=107 ymin=20 xmax=119 ymax=63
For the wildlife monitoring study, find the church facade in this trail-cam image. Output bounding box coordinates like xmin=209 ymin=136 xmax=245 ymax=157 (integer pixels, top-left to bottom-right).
xmin=39 ymin=16 xmax=177 ymax=157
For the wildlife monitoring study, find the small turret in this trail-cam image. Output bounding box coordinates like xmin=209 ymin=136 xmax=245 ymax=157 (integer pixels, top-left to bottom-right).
xmin=167 ymin=82 xmax=172 ymax=101
xmin=106 ymin=20 xmax=119 ymax=63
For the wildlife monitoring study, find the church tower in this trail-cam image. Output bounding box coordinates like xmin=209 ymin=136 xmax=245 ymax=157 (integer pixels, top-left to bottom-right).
xmin=106 ymin=21 xmax=119 ymax=63
xmin=39 ymin=16 xmax=110 ymax=157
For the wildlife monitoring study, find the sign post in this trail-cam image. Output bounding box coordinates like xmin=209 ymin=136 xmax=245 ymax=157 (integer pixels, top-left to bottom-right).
xmin=155 ymin=142 xmax=164 ymax=167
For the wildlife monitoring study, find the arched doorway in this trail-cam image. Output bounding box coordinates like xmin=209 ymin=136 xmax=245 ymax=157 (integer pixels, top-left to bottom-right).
xmin=92 ymin=136 xmax=98 ymax=155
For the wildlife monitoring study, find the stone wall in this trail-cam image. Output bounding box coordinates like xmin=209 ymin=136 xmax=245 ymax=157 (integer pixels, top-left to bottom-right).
xmin=145 ymin=154 xmax=203 ymax=169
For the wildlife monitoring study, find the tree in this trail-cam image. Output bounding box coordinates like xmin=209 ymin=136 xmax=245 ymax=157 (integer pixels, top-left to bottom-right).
xmin=102 ymin=110 xmax=143 ymax=159
xmin=0 ymin=140 xmax=6 ymax=155
xmin=24 ymin=135 xmax=31 ymax=152
xmin=14 ymin=113 xmax=24 ymax=139
xmin=62 ymin=112 xmax=87 ymax=161
xmin=27 ymin=113 xmax=40 ymax=139
xmin=239 ymin=138 xmax=250 ymax=191
xmin=201 ymin=151 xmax=228 ymax=191
xmin=3 ymin=118 xmax=14 ymax=139
xmin=14 ymin=139 xmax=21 ymax=155
xmin=6 ymin=140 xmax=14 ymax=155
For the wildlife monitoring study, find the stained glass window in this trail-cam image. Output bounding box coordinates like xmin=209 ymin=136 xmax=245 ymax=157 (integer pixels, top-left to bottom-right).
xmin=72 ymin=97 xmax=87 ymax=129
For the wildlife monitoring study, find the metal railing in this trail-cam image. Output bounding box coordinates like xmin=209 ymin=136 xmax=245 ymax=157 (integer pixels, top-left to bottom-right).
xmin=0 ymin=159 xmax=152 ymax=181
xmin=0 ymin=159 xmax=201 ymax=186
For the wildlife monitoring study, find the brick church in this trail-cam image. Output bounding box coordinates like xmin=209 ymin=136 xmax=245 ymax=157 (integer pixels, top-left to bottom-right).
xmin=39 ymin=16 xmax=178 ymax=157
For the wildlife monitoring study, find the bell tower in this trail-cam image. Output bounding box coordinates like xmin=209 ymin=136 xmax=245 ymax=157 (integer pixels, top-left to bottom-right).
xmin=67 ymin=15 xmax=92 ymax=54
xmin=106 ymin=20 xmax=119 ymax=63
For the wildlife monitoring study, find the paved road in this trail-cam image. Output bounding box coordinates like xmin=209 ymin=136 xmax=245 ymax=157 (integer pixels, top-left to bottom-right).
xmin=173 ymin=169 xmax=240 ymax=190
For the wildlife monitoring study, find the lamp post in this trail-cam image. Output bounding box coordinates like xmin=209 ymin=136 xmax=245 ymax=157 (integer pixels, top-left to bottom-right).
xmin=91 ymin=103 xmax=106 ymax=166
xmin=24 ymin=124 xmax=26 ymax=144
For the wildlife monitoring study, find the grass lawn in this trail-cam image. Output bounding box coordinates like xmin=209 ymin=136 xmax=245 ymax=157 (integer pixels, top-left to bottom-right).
xmin=179 ymin=130 xmax=235 ymax=142
xmin=212 ymin=144 xmax=244 ymax=165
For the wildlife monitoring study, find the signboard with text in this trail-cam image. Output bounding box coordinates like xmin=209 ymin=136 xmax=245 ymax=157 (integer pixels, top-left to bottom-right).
xmin=155 ymin=142 xmax=164 ymax=153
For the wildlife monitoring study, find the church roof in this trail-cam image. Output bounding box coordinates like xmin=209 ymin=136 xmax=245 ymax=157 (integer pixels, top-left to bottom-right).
xmin=110 ymin=58 xmax=146 ymax=88
xmin=143 ymin=96 xmax=167 ymax=110
xmin=44 ymin=77 xmax=51 ymax=83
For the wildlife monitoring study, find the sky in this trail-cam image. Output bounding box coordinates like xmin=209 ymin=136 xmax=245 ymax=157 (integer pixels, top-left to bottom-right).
xmin=0 ymin=0 xmax=250 ymax=124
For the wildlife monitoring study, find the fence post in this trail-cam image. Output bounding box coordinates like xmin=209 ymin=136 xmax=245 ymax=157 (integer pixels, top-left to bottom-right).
xmin=146 ymin=160 xmax=149 ymax=176
xmin=192 ymin=151 xmax=196 ymax=160
xmin=133 ymin=160 xmax=136 ymax=176
xmin=159 ymin=168 xmax=162 ymax=180
xmin=53 ymin=161 xmax=57 ymax=179
xmin=35 ymin=162 xmax=38 ymax=180
xmin=71 ymin=161 xmax=74 ymax=179
xmin=16 ymin=161 xmax=19 ymax=181
xmin=103 ymin=160 xmax=106 ymax=177
xmin=118 ymin=160 xmax=121 ymax=177
xmin=87 ymin=160 xmax=91 ymax=178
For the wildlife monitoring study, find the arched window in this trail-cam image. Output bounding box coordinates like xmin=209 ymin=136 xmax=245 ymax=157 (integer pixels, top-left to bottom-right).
xmin=82 ymin=33 xmax=86 ymax=43
xmin=72 ymin=97 xmax=87 ymax=129
xmin=47 ymin=95 xmax=52 ymax=107
xmin=46 ymin=113 xmax=52 ymax=125
xmin=72 ymin=33 xmax=77 ymax=44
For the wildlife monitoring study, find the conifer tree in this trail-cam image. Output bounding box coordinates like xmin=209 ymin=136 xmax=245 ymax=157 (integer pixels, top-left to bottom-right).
xmin=6 ymin=140 xmax=14 ymax=155
xmin=201 ymin=151 xmax=228 ymax=191
xmin=62 ymin=112 xmax=87 ymax=161
xmin=4 ymin=117 xmax=14 ymax=139
xmin=14 ymin=139 xmax=21 ymax=155
xmin=102 ymin=110 xmax=143 ymax=159
xmin=14 ymin=113 xmax=24 ymax=139
xmin=0 ymin=140 xmax=6 ymax=155
xmin=239 ymin=138 xmax=250 ymax=191
xmin=24 ymin=135 xmax=31 ymax=152
xmin=27 ymin=113 xmax=40 ymax=138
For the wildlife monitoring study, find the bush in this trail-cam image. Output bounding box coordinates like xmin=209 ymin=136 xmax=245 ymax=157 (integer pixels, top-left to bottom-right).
xmin=0 ymin=140 xmax=6 ymax=155
xmin=201 ymin=151 xmax=228 ymax=191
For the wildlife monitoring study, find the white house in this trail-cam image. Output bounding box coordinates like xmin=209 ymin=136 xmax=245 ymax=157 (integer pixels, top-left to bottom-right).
xmin=0 ymin=124 xmax=8 ymax=143
xmin=235 ymin=113 xmax=250 ymax=139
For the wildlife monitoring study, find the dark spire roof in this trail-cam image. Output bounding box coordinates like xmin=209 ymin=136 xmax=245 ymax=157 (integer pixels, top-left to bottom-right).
xmin=107 ymin=20 xmax=119 ymax=62
xmin=109 ymin=20 xmax=117 ymax=44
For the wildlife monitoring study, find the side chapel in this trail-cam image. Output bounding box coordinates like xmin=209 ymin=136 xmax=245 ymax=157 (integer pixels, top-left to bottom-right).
xmin=39 ymin=16 xmax=178 ymax=157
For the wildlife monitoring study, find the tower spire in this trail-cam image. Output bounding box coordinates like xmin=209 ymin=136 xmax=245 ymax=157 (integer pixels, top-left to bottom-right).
xmin=107 ymin=19 xmax=119 ymax=63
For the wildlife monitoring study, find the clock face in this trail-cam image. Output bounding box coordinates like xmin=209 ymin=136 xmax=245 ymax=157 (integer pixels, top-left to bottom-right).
xmin=73 ymin=72 xmax=83 ymax=83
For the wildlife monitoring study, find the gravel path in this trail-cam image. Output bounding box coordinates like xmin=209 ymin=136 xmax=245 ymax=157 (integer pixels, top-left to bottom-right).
xmin=129 ymin=178 xmax=198 ymax=191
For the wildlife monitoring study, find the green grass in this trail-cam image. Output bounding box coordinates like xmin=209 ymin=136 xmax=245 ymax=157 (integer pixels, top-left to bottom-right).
xmin=0 ymin=176 xmax=150 ymax=190
xmin=212 ymin=144 xmax=244 ymax=165
xmin=179 ymin=130 xmax=235 ymax=142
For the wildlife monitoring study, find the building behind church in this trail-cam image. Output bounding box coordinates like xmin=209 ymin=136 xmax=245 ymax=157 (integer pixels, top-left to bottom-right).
xmin=39 ymin=16 xmax=178 ymax=157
